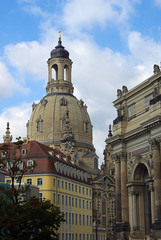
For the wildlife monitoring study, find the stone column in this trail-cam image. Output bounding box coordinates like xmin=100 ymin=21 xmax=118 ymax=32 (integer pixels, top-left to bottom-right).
xmin=149 ymin=182 xmax=155 ymax=224
xmin=120 ymin=152 xmax=129 ymax=223
xmin=150 ymin=139 xmax=161 ymax=220
xmin=132 ymin=191 xmax=137 ymax=230
xmin=114 ymin=154 xmax=122 ymax=223
xmin=150 ymin=138 xmax=161 ymax=238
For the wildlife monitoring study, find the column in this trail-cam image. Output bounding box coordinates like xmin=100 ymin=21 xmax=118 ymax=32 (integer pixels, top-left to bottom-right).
xmin=150 ymin=139 xmax=161 ymax=220
xmin=149 ymin=182 xmax=155 ymax=224
xmin=114 ymin=154 xmax=121 ymax=223
xmin=132 ymin=191 xmax=137 ymax=230
xmin=120 ymin=152 xmax=129 ymax=223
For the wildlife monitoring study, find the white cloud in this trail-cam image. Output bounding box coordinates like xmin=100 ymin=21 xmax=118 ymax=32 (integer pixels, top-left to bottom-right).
xmin=0 ymin=103 xmax=32 ymax=143
xmin=4 ymin=41 xmax=50 ymax=81
xmin=154 ymin=0 xmax=161 ymax=7
xmin=62 ymin=0 xmax=137 ymax=31
xmin=0 ymin=61 xmax=29 ymax=99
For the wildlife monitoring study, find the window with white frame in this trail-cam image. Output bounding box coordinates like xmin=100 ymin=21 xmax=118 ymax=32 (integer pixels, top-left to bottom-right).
xmin=53 ymin=193 xmax=56 ymax=204
xmin=26 ymin=178 xmax=32 ymax=185
xmin=39 ymin=192 xmax=43 ymax=202
xmin=37 ymin=178 xmax=43 ymax=186
xmin=27 ymin=160 xmax=34 ymax=167
xmin=57 ymin=194 xmax=60 ymax=204
xmin=53 ymin=178 xmax=56 ymax=186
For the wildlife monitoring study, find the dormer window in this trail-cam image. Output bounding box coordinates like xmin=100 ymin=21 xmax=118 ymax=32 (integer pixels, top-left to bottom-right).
xmin=21 ymin=149 xmax=26 ymax=155
xmin=27 ymin=160 xmax=34 ymax=167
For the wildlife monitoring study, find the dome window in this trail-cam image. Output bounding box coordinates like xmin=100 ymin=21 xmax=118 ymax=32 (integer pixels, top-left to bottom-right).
xmin=21 ymin=149 xmax=26 ymax=155
xmin=60 ymin=98 xmax=67 ymax=106
xmin=51 ymin=88 xmax=54 ymax=93
xmin=84 ymin=122 xmax=89 ymax=133
xmin=27 ymin=160 xmax=34 ymax=167
xmin=64 ymin=64 xmax=69 ymax=81
xmin=36 ymin=117 xmax=43 ymax=132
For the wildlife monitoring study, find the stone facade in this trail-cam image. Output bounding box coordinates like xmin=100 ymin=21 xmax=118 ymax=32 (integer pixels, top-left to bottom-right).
xmin=105 ymin=64 xmax=161 ymax=239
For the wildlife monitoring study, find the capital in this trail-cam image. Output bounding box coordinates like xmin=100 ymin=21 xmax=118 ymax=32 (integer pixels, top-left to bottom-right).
xmin=149 ymin=138 xmax=160 ymax=150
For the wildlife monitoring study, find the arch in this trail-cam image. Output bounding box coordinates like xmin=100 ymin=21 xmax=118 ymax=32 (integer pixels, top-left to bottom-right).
xmin=132 ymin=163 xmax=152 ymax=234
xmin=64 ymin=64 xmax=69 ymax=81
xmin=132 ymin=160 xmax=151 ymax=181
xmin=51 ymin=64 xmax=58 ymax=81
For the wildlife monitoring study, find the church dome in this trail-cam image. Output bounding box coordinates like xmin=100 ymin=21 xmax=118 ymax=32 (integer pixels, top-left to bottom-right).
xmin=27 ymin=36 xmax=96 ymax=165
xmin=50 ymin=39 xmax=69 ymax=59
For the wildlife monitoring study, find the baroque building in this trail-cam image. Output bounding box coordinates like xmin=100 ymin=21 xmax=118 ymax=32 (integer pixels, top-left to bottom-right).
xmin=105 ymin=64 xmax=161 ymax=239
xmin=26 ymin=34 xmax=98 ymax=174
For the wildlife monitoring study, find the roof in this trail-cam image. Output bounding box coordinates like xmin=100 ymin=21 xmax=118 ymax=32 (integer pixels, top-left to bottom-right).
xmin=0 ymin=140 xmax=92 ymax=185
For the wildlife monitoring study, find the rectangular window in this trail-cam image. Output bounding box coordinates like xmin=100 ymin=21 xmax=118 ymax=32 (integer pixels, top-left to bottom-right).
xmin=86 ymin=188 xmax=88 ymax=195
xmin=83 ymin=215 xmax=85 ymax=225
xmin=53 ymin=193 xmax=56 ymax=204
xmin=75 ymin=214 xmax=78 ymax=225
xmin=86 ymin=200 xmax=88 ymax=209
xmin=62 ymin=180 xmax=64 ymax=189
xmin=90 ymin=234 xmax=92 ymax=240
xmin=76 ymin=234 xmax=78 ymax=240
xmin=65 ymin=181 xmax=67 ymax=190
xmin=66 ymin=212 xmax=68 ymax=224
xmin=82 ymin=187 xmax=84 ymax=194
xmin=128 ymin=103 xmax=136 ymax=118
xmin=72 ymin=234 xmax=74 ymax=240
xmin=90 ymin=201 xmax=92 ymax=210
xmin=53 ymin=178 xmax=56 ymax=186
xmin=89 ymin=189 xmax=92 ymax=196
xmin=83 ymin=234 xmax=85 ymax=240
xmin=79 ymin=199 xmax=81 ymax=208
xmin=72 ymin=197 xmax=74 ymax=207
xmin=75 ymin=198 xmax=77 ymax=208
xmin=79 ymin=186 xmax=81 ymax=194
xmin=87 ymin=215 xmax=89 ymax=225
xmin=62 ymin=195 xmax=64 ymax=205
xmin=69 ymin=182 xmax=71 ymax=191
xmin=39 ymin=192 xmax=43 ymax=202
xmin=65 ymin=196 xmax=68 ymax=206
xmin=79 ymin=214 xmax=81 ymax=225
xmin=79 ymin=234 xmax=81 ymax=240
xmin=75 ymin=185 xmax=77 ymax=192
xmin=66 ymin=233 xmax=68 ymax=240
xmin=58 ymin=179 xmax=60 ymax=188
xmin=72 ymin=213 xmax=74 ymax=224
xmin=69 ymin=196 xmax=71 ymax=207
xmin=69 ymin=213 xmax=71 ymax=224
xmin=62 ymin=233 xmax=64 ymax=240
xmin=26 ymin=178 xmax=32 ymax=185
xmin=87 ymin=234 xmax=89 ymax=240
xmin=83 ymin=200 xmax=85 ymax=209
xmin=69 ymin=233 xmax=71 ymax=240
xmin=37 ymin=178 xmax=43 ymax=186
xmin=57 ymin=194 xmax=60 ymax=205
xmin=90 ymin=216 xmax=92 ymax=226
xmin=72 ymin=184 xmax=74 ymax=191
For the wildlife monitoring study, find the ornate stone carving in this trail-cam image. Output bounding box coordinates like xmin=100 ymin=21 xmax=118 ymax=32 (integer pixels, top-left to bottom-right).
xmin=40 ymin=98 xmax=48 ymax=106
xmin=149 ymin=138 xmax=160 ymax=150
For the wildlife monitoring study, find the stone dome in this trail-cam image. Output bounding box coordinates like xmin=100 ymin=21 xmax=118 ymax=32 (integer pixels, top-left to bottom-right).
xmin=27 ymin=38 xmax=97 ymax=169
xmin=27 ymin=93 xmax=93 ymax=149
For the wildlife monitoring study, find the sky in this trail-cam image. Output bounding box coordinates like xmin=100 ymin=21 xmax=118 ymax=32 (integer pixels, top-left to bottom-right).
xmin=1 ymin=0 xmax=161 ymax=165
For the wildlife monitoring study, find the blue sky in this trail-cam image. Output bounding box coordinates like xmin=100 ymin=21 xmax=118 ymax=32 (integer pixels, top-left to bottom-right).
xmin=1 ymin=0 xmax=161 ymax=164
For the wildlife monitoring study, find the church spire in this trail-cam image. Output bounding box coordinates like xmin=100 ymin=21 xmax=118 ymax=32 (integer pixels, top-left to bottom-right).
xmin=3 ymin=122 xmax=12 ymax=143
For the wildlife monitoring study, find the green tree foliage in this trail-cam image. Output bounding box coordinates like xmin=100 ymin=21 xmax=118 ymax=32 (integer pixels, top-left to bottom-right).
xmin=0 ymin=196 xmax=64 ymax=240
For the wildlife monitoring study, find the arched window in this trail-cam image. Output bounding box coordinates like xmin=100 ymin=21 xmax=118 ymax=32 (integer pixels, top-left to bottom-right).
xmin=36 ymin=117 xmax=43 ymax=132
xmin=51 ymin=88 xmax=54 ymax=93
xmin=27 ymin=160 xmax=34 ymax=167
xmin=64 ymin=64 xmax=69 ymax=81
xmin=51 ymin=64 xmax=58 ymax=81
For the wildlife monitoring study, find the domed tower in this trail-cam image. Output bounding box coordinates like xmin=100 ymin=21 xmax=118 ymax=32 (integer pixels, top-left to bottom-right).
xmin=27 ymin=33 xmax=98 ymax=171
